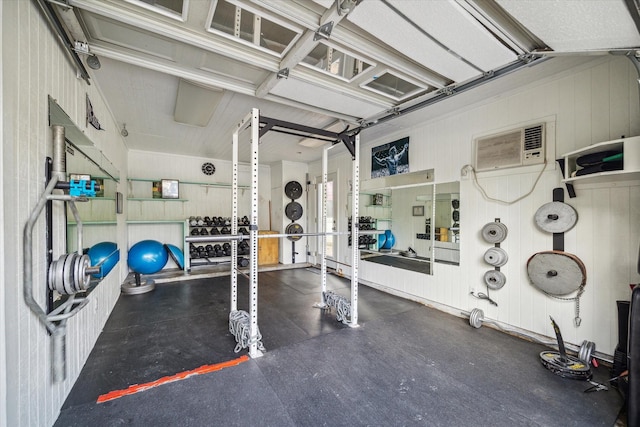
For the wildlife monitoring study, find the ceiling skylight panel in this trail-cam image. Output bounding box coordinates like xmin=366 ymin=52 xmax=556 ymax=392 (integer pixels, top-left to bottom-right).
xmin=126 ymin=0 xmax=187 ymax=20
xmin=210 ymin=0 xmax=298 ymax=55
xmin=271 ymin=78 xmax=387 ymax=118
xmin=361 ymin=71 xmax=427 ymax=101
xmin=347 ymin=0 xmax=480 ymax=82
xmin=301 ymin=43 xmax=373 ymax=81
xmin=389 ymin=0 xmax=517 ymax=72
xmin=496 ymin=0 xmax=640 ymax=51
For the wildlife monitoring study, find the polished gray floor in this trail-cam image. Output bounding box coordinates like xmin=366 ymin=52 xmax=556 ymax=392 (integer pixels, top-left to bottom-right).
xmin=55 ymin=268 xmax=623 ymax=426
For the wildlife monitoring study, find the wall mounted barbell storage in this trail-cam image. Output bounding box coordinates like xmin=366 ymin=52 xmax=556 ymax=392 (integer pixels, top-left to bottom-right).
xmin=481 ymin=221 xmax=508 ymax=244
xmin=484 ymin=247 xmax=508 ymax=267
xmin=534 ymin=201 xmax=578 ymax=233
xmin=285 ymin=201 xmax=303 ymax=221
xmin=284 ymin=180 xmax=303 ymax=200
xmin=484 ymin=270 xmax=507 ymax=290
xmin=526 ymin=251 xmax=586 ymax=296
xmin=48 ymin=253 xmax=100 ymax=295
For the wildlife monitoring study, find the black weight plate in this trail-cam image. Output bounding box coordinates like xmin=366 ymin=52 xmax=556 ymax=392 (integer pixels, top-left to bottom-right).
xmin=286 ymin=222 xmax=303 ymax=241
xmin=285 ymin=201 xmax=303 ymax=220
xmin=284 ymin=181 xmax=303 ymax=200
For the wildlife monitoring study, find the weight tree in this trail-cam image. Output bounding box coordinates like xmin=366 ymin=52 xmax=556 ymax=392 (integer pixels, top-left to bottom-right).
xmin=231 ymin=108 xmax=362 ymax=358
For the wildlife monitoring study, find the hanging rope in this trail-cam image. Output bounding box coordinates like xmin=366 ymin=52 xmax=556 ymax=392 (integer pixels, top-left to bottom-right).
xmin=229 ymin=310 xmax=265 ymax=353
xmin=323 ymin=291 xmax=352 ymax=324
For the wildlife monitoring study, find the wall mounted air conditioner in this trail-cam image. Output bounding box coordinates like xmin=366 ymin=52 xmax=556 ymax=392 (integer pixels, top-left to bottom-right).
xmin=474 ymin=123 xmax=545 ymax=172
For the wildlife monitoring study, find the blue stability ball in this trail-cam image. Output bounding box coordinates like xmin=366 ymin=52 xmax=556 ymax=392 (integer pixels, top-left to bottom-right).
xmin=128 ymin=240 xmax=168 ymax=275
xmin=164 ymin=243 xmax=184 ymax=270
xmin=377 ymin=232 xmax=387 ymax=250
xmin=88 ymin=242 xmax=120 ymax=279
xmin=381 ymin=230 xmax=395 ymax=250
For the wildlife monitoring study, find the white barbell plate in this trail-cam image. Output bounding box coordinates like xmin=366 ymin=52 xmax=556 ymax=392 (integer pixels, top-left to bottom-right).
xmin=481 ymin=222 xmax=508 ymax=243
xmin=484 ymin=270 xmax=507 ymax=290
xmin=484 ymin=247 xmax=509 ymax=267
xmin=534 ymin=202 xmax=578 ymax=233
xmin=526 ymin=251 xmax=586 ymax=296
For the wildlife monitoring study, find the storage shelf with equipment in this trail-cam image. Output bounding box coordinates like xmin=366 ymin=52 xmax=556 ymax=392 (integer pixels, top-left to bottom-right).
xmin=560 ymin=135 xmax=640 ymax=184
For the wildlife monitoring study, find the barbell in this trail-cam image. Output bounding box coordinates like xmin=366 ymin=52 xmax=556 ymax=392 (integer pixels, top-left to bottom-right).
xmin=463 ymin=308 xmax=596 ymax=364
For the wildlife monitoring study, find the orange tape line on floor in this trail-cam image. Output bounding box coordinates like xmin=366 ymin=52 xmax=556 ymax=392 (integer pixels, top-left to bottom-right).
xmin=97 ymin=355 xmax=250 ymax=403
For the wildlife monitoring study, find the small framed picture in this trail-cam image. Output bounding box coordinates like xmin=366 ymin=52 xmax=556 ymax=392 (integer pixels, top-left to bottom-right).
xmin=161 ymin=179 xmax=179 ymax=199
xmin=412 ymin=205 xmax=424 ymax=216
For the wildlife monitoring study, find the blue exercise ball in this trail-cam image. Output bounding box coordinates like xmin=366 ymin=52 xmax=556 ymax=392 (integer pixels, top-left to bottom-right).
xmin=381 ymin=230 xmax=395 ymax=250
xmin=128 ymin=240 xmax=168 ymax=275
xmin=377 ymin=232 xmax=387 ymax=250
xmin=164 ymin=243 xmax=184 ymax=270
xmin=88 ymin=242 xmax=120 ymax=279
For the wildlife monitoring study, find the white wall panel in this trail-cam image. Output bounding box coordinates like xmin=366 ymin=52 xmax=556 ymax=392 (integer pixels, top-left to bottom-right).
xmin=3 ymin=2 xmax=128 ymax=426
xmin=312 ymin=56 xmax=640 ymax=356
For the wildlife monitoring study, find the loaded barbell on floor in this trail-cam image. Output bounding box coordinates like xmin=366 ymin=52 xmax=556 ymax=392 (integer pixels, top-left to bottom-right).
xmin=463 ymin=308 xmax=596 ymax=364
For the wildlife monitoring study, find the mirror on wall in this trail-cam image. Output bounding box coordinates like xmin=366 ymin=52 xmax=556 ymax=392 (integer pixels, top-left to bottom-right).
xmin=357 ymin=169 xmax=436 ymax=275
xmin=48 ymin=96 xmax=120 ymax=281
xmin=357 ymin=174 xmax=460 ymax=274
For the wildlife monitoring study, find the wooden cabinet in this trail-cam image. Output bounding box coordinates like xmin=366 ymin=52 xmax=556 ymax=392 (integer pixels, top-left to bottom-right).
xmin=258 ymin=230 xmax=279 ymax=265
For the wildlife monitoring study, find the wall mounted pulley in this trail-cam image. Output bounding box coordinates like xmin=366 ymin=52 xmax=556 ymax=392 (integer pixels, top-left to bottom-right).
xmin=534 ymin=201 xmax=578 ymax=233
xmin=285 ymin=201 xmax=303 ymax=221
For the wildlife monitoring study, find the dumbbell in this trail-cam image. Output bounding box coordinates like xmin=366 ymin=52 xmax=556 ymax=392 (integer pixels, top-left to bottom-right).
xmin=213 ymin=244 xmax=223 ymax=257
xmin=204 ymin=216 xmax=212 ymax=226
xmin=238 ymin=257 xmax=249 ymax=267
xmin=199 ymin=227 xmax=209 ymax=235
xmin=211 ymin=227 xmax=220 ymax=235
xmin=189 ymin=216 xmax=197 ymax=226
xmin=190 ymin=228 xmax=200 ymax=236
xmin=221 ymin=226 xmax=230 ymax=235
xmin=196 ymin=216 xmax=204 ymax=226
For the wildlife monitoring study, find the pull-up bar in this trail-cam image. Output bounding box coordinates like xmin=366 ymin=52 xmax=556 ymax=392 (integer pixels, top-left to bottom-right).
xmin=259 ymin=115 xmax=358 ymax=158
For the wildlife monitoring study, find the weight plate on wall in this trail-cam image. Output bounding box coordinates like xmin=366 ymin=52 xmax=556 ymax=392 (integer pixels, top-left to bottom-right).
xmin=481 ymin=221 xmax=508 ymax=244
xmin=534 ymin=201 xmax=578 ymax=233
xmin=526 ymin=251 xmax=586 ymax=296
xmin=201 ymin=162 xmax=216 ymax=176
xmin=286 ymin=222 xmax=304 ymax=241
xmin=483 ymin=247 xmax=509 ymax=267
xmin=483 ymin=270 xmax=506 ymax=290
xmin=284 ymin=181 xmax=303 ymax=200
xmin=285 ymin=201 xmax=303 ymax=220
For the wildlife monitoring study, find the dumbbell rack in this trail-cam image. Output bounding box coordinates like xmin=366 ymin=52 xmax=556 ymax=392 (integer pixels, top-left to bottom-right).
xmin=348 ymin=216 xmax=378 ymax=249
xmin=184 ymin=216 xmax=251 ymax=272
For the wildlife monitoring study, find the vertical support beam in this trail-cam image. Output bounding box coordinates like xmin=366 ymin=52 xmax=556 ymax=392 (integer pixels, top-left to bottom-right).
xmin=249 ymin=108 xmax=263 ymax=358
xmin=349 ymin=134 xmax=360 ymax=326
xmin=233 ymin=6 xmax=241 ymax=38
xmin=253 ymin=15 xmax=261 ymax=46
xmin=320 ymin=146 xmax=329 ymax=300
xmin=231 ymin=121 xmax=241 ymax=313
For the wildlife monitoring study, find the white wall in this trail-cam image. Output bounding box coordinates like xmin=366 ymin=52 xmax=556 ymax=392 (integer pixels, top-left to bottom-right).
xmin=126 ymin=150 xmax=271 ymax=269
xmin=311 ymin=56 xmax=640 ymax=356
xmin=2 ymin=2 xmax=128 ymax=426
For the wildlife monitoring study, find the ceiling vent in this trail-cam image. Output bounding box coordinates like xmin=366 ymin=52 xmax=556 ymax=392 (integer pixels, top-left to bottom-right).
xmin=474 ymin=123 xmax=545 ymax=172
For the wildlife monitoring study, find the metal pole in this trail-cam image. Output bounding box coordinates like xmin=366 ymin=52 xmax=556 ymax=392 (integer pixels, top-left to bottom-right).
xmin=350 ymin=134 xmax=360 ymax=326
xmin=249 ymin=108 xmax=263 ymax=358
xmin=321 ymin=146 xmax=329 ymax=302
xmin=231 ymin=119 xmax=240 ymax=313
